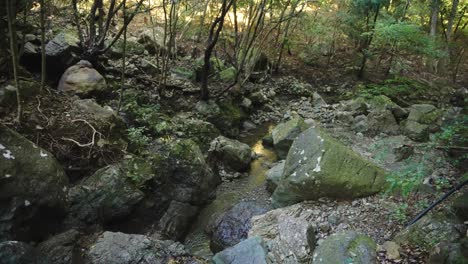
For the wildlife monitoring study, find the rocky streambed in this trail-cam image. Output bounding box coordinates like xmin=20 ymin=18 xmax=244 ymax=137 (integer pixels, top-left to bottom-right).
xmin=185 ymin=123 xmax=277 ymax=259
xmin=1 ymin=64 xmax=467 ymax=263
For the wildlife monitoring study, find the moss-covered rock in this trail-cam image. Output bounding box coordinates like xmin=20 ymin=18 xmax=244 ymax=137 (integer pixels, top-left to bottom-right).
xmin=149 ymin=139 xmax=220 ymax=205
xmin=45 ymin=30 xmax=81 ymax=76
xmin=428 ymin=239 xmax=468 ymax=264
xmin=0 ymin=124 xmax=68 ymax=241
xmin=208 ymin=136 xmax=252 ymax=172
xmin=0 ymin=79 xmax=42 ymax=111
xmin=453 ymin=191 xmax=468 ymax=221
xmin=272 ymin=127 xmax=386 ymax=208
xmin=394 ymin=213 xmax=466 ymax=250
xmin=220 ymin=67 xmax=237 ymax=82
xmin=271 ymin=116 xmax=310 ymax=159
xmin=403 ymin=104 xmax=442 ymax=141
xmin=66 ymin=158 xmax=150 ymax=225
xmin=312 ymin=231 xmax=377 ymax=264
xmin=108 ymin=38 xmax=146 ymax=59
xmin=196 ymin=100 xmax=246 ymax=137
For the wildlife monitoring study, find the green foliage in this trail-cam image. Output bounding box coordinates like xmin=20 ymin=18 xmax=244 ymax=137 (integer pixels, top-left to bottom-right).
xmin=391 ymin=202 xmax=409 ymax=223
xmin=357 ymin=76 xmax=425 ymax=98
xmin=373 ymin=20 xmax=445 ymax=59
xmin=386 ymin=153 xmax=431 ymax=197
xmin=126 ymin=127 xmax=150 ymax=151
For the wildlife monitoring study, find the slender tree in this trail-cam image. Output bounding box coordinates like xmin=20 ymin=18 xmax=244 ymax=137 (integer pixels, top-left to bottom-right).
xmin=200 ymin=0 xmax=234 ymax=100
xmin=40 ymin=0 xmax=46 ymax=92
xmin=117 ymin=0 xmax=127 ymax=112
xmin=6 ymin=0 xmax=22 ymax=123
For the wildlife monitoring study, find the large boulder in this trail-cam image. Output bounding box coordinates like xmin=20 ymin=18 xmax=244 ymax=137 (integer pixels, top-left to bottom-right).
xmin=208 ymin=201 xmax=268 ymax=253
xmin=394 ymin=213 xmax=466 ymax=250
xmin=403 ymin=104 xmax=442 ymax=141
xmin=149 ymin=139 xmax=219 ymax=205
xmin=108 ymin=37 xmax=145 ymax=58
xmin=86 ymin=231 xmax=199 ymax=264
xmin=208 ymin=136 xmax=252 ymax=172
xmin=249 ymin=204 xmax=316 ymax=263
xmin=66 ymin=158 xmax=149 ymax=225
xmin=428 ymin=239 xmax=468 ymax=264
xmin=45 ymin=30 xmax=80 ymax=78
xmin=271 ymin=116 xmax=309 ymax=159
xmin=366 ymin=108 xmax=399 ymax=136
xmin=137 ymin=27 xmax=165 ymax=54
xmin=58 ymin=60 xmax=107 ymax=98
xmin=0 ymin=124 xmax=68 ymax=241
xmin=158 ymin=200 xmax=199 ymax=241
xmin=36 ymin=229 xmax=80 ymax=264
xmin=196 ymin=100 xmax=246 ymax=137
xmin=272 ymin=127 xmax=386 ymax=207
xmin=0 ymin=241 xmax=35 ymax=264
xmin=171 ymin=116 xmax=220 ymax=152
xmin=453 ymin=191 xmax=468 ymax=221
xmin=212 ymin=236 xmax=268 ymax=264
xmin=312 ymin=231 xmax=377 ymax=264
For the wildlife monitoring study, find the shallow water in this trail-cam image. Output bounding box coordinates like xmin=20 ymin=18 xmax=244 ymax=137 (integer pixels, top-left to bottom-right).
xmin=184 ymin=123 xmax=277 ymax=258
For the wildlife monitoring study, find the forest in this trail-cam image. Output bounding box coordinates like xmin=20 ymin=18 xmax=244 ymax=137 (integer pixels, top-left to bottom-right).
xmin=0 ymin=0 xmax=467 ymax=263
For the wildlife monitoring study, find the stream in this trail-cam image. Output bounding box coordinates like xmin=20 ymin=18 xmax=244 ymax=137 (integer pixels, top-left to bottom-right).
xmin=184 ymin=123 xmax=278 ymax=259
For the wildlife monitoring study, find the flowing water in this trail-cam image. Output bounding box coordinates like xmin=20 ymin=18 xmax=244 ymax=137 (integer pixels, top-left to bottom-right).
xmin=184 ymin=123 xmax=277 ymax=259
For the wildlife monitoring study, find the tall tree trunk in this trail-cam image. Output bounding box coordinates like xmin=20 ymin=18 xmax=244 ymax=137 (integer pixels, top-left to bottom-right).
xmin=358 ymin=5 xmax=381 ymax=78
xmin=446 ymin=0 xmax=459 ymax=42
xmin=201 ymin=0 xmax=234 ymax=100
xmin=6 ymin=0 xmax=22 ymax=123
xmin=430 ymin=0 xmax=439 ymax=38
xmin=40 ymin=0 xmax=46 ymax=92
xmin=117 ymin=0 xmax=127 ymax=112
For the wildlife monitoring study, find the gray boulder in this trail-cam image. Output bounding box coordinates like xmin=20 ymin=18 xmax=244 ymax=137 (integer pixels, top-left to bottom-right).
xmin=272 ymin=127 xmax=386 ymax=207
xmin=208 ymin=136 xmax=252 ymax=172
xmin=209 ymin=201 xmax=268 ymax=253
xmin=394 ymin=213 xmax=466 ymax=250
xmin=158 ymin=201 xmax=199 ymax=241
xmin=137 ymin=27 xmax=165 ymax=54
xmin=453 ymin=191 xmax=468 ymax=221
xmin=212 ymin=236 xmax=268 ymax=264
xmin=0 ymin=124 xmax=68 ymax=241
xmin=366 ymin=109 xmax=399 ymax=136
xmin=36 ymin=229 xmax=80 ymax=264
xmin=66 ymin=159 xmax=148 ymax=225
xmin=403 ymin=104 xmax=442 ymax=141
xmin=312 ymin=231 xmax=377 ymax=264
xmin=150 ymin=139 xmax=219 ymax=205
xmin=266 ymin=160 xmax=285 ymax=193
xmin=0 ymin=241 xmax=35 ymax=264
xmin=196 ymin=100 xmax=246 ymax=137
xmin=249 ymin=204 xmax=316 ymax=264
xmin=45 ymin=30 xmax=80 ymax=75
xmin=428 ymin=239 xmax=468 ymax=264
xmin=108 ymin=37 xmax=145 ymax=58
xmin=271 ymin=116 xmax=309 ymax=159
xmin=58 ymin=60 xmax=107 ymax=97
xmin=87 ymin=231 xmax=198 ymax=264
